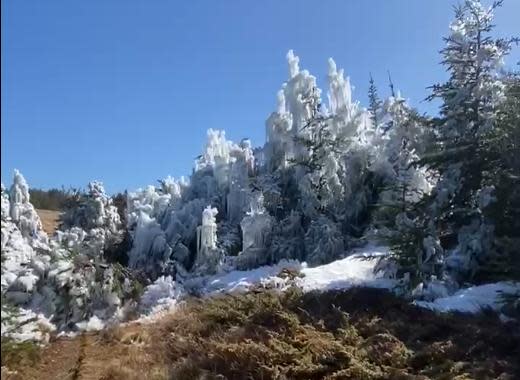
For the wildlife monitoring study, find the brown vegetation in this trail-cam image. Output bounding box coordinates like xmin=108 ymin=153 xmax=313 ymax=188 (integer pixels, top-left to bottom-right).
xmin=2 ymin=287 xmax=519 ymax=379
xmin=1 ymin=323 xmax=167 ymax=380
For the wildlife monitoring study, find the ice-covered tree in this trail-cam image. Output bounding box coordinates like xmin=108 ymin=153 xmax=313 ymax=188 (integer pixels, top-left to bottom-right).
xmin=372 ymin=93 xmax=433 ymax=232
xmin=8 ymin=170 xmax=48 ymax=247
xmin=265 ymin=90 xmax=293 ymax=172
xmin=305 ymin=216 xmax=344 ymax=266
xmin=287 ymin=55 xmax=368 ymax=223
xmin=126 ymin=177 xmax=193 ymax=276
xmin=2 ymin=183 xmax=11 ymax=221
xmin=396 ymin=0 xmax=517 ymax=287
xmin=193 ymin=206 xmax=222 ymax=274
xmin=59 ymin=181 xmax=124 ymax=260
xmin=236 ymin=192 xmax=274 ymax=268
xmin=472 ymin=73 xmax=520 ymax=282
xmin=1 ymin=171 xmax=138 ymax=339
xmin=429 ymin=0 xmax=514 ymax=140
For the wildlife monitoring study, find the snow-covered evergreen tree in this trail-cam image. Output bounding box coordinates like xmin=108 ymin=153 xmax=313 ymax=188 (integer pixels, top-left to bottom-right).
xmin=395 ymin=0 xmax=517 ymax=290
xmin=473 ymin=72 xmax=520 ymax=282
xmin=372 ymin=93 xmax=433 ymax=234
xmin=59 ymin=181 xmax=124 ymax=259
xmin=1 ymin=171 xmax=145 ymax=339
xmin=8 ymin=170 xmax=48 ymax=248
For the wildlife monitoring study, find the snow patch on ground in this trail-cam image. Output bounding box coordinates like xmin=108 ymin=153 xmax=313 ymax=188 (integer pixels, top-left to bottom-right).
xmin=298 ymin=246 xmax=395 ymax=292
xmin=415 ymin=282 xmax=520 ymax=313
xmin=133 ymin=245 xmax=520 ymax=324
xmin=188 ymin=245 xmax=393 ymax=295
xmin=137 ymin=276 xmax=184 ymax=322
xmin=134 ymin=246 xmax=390 ymax=321
xmin=180 ymin=244 xmax=518 ymax=318
xmin=76 ymin=315 xmax=105 ymax=332
xmin=1 ymin=308 xmax=55 ymax=343
xmin=196 ymin=259 xmax=303 ymax=294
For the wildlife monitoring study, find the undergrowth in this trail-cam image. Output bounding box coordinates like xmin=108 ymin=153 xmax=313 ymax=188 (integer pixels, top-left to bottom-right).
xmin=3 ymin=287 xmax=519 ymax=379
xmin=156 ymin=287 xmax=520 ymax=379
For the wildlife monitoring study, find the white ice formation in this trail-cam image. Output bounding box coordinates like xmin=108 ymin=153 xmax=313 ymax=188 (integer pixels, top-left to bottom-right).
xmin=3 ymin=32 xmax=516 ymax=343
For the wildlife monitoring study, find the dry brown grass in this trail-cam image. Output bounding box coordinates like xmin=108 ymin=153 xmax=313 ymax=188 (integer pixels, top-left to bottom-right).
xmin=3 ymin=287 xmax=520 ymax=380
xmin=2 ymin=324 xmax=169 ymax=380
xmin=35 ymin=209 xmax=61 ymax=235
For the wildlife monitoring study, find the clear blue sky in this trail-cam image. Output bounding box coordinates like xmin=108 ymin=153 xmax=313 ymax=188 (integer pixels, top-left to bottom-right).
xmin=2 ymin=1 xmax=519 ymax=194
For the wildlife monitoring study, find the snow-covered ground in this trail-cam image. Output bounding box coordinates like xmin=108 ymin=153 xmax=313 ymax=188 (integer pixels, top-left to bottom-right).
xmin=138 ymin=246 xmax=392 ymax=321
xmin=143 ymin=244 xmax=517 ymax=319
xmin=415 ymin=282 xmax=520 ymax=314
xmin=197 ymin=259 xmax=303 ymax=294
xmin=190 ymin=245 xmax=393 ymax=295
xmin=297 ymin=246 xmax=395 ymax=292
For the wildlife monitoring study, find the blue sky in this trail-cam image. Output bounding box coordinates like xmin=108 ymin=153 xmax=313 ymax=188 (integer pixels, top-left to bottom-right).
xmin=2 ymin=1 xmax=519 ymax=194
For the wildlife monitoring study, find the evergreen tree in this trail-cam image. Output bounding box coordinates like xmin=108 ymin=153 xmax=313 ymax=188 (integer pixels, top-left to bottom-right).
xmin=368 ymin=74 xmax=382 ymax=128
xmin=475 ymin=73 xmax=520 ymax=281
xmin=395 ymin=0 xmax=518 ymax=286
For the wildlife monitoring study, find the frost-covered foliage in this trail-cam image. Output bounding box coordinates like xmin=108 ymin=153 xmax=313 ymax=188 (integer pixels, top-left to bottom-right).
xmin=7 ymin=170 xmax=48 ymax=248
xmin=476 ymin=75 xmax=520 ymax=282
xmin=124 ymin=49 xmax=433 ymax=276
xmin=1 ymin=171 xmax=143 ymax=343
xmin=304 ymin=216 xmax=344 ymax=266
xmin=125 ymin=128 xmax=256 ymax=277
xmin=126 ymin=184 xmax=178 ymax=273
xmin=139 ymin=275 xmax=183 ymax=315
xmin=235 ymin=193 xmax=274 ymax=269
xmin=59 ymin=181 xmax=124 ymax=258
xmin=369 ymin=93 xmax=435 ymax=253
xmin=2 ymin=173 xmax=48 ymax=304
xmin=193 ymin=206 xmax=222 ymax=274
xmin=431 ymin=0 xmax=511 ymax=139
xmin=1 ymin=183 xmax=10 ymax=219
xmin=391 ymin=0 xmax=519 ymax=290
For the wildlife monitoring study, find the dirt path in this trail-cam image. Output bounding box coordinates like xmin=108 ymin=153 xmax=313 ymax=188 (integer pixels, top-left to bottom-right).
xmin=3 ymin=337 xmax=82 ymax=380
xmin=2 ymin=323 xmax=167 ymax=380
